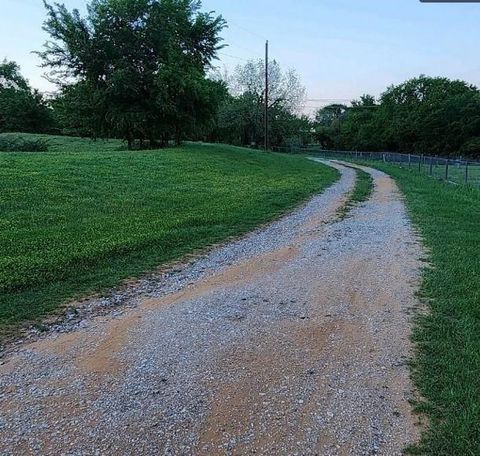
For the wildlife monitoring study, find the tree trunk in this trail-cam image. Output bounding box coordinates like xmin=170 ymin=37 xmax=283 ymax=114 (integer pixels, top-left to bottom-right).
xmin=175 ymin=125 xmax=182 ymax=146
xmin=161 ymin=133 xmax=169 ymax=148
xmin=126 ymin=130 xmax=134 ymax=150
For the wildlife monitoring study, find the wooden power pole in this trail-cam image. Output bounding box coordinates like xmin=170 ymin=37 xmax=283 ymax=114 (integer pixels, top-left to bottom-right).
xmin=264 ymin=40 xmax=269 ymax=151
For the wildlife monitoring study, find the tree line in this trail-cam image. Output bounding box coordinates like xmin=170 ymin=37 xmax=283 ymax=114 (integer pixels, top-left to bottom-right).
xmin=0 ymin=0 xmax=479 ymax=156
xmin=314 ymin=76 xmax=480 ymax=157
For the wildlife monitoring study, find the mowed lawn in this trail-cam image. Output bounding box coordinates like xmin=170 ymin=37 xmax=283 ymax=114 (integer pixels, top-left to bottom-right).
xmin=368 ymin=163 xmax=480 ymax=455
xmin=0 ymin=134 xmax=338 ymax=333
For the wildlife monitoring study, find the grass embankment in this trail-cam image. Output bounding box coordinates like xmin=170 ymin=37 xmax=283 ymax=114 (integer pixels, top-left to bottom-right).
xmin=367 ymin=163 xmax=480 ymax=455
xmin=338 ymin=167 xmax=374 ymax=219
xmin=0 ymin=134 xmax=339 ymax=334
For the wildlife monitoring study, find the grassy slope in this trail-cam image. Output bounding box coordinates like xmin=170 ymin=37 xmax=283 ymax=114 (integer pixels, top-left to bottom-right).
xmin=366 ymin=163 xmax=480 ymax=455
xmin=0 ymin=134 xmax=339 ymax=333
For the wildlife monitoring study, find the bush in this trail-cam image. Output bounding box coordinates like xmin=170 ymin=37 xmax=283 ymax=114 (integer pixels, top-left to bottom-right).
xmin=0 ymin=136 xmax=49 ymax=152
xmin=460 ymin=137 xmax=480 ymax=158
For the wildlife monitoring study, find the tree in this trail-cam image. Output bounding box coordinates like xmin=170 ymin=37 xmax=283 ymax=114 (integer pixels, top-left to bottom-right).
xmin=313 ymin=104 xmax=348 ymax=149
xmin=231 ymin=59 xmax=305 ymax=114
xmin=314 ymin=104 xmax=347 ymax=128
xmin=351 ymin=94 xmax=376 ymax=108
xmin=214 ymin=59 xmax=306 ymax=148
xmin=39 ymin=0 xmax=226 ymax=148
xmin=0 ymin=60 xmax=53 ymax=133
xmin=312 ymin=77 xmax=480 ymax=157
xmin=183 ymin=78 xmax=229 ymax=142
xmin=335 ymin=95 xmax=380 ymax=151
xmin=378 ymin=76 xmax=480 ymax=155
xmin=216 ymin=93 xmax=261 ymax=146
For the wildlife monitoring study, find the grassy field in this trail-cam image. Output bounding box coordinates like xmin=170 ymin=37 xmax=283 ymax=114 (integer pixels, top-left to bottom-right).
xmin=417 ymin=160 xmax=480 ymax=187
xmin=364 ymin=163 xmax=480 ymax=455
xmin=0 ymin=134 xmax=339 ymax=334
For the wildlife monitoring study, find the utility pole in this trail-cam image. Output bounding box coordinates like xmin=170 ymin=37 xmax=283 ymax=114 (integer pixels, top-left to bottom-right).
xmin=264 ymin=40 xmax=269 ymax=151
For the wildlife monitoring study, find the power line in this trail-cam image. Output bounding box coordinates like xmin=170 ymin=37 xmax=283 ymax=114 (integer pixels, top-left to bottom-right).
xmin=227 ymin=20 xmax=267 ymax=40
xmin=301 ymin=105 xmax=346 ymax=108
xmin=305 ymin=98 xmax=352 ymax=102
xmin=217 ymin=52 xmax=251 ymax=62
xmin=224 ymin=41 xmax=263 ymax=59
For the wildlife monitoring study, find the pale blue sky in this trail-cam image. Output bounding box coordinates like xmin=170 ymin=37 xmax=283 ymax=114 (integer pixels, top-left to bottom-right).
xmin=2 ymin=0 xmax=480 ymax=113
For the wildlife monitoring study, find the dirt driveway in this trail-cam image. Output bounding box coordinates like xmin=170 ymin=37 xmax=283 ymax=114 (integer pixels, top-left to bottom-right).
xmin=0 ymin=161 xmax=423 ymax=455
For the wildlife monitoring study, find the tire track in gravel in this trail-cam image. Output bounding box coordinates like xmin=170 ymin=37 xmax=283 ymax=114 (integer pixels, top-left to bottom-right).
xmin=0 ymin=161 xmax=424 ymax=455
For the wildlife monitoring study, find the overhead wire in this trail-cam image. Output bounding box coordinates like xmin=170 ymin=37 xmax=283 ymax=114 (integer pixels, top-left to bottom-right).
xmin=227 ymin=20 xmax=267 ymax=40
xmin=219 ymin=19 xmax=365 ymax=115
xmin=217 ymin=52 xmax=251 ymax=62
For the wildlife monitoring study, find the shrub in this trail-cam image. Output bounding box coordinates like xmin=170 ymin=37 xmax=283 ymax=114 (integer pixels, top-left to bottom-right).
xmin=0 ymin=136 xmax=49 ymax=152
xmin=460 ymin=137 xmax=480 ymax=158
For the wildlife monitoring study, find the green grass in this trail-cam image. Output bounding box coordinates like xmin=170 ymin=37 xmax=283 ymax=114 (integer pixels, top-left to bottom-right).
xmin=310 ymin=150 xmax=480 ymax=188
xmin=415 ymin=160 xmax=480 ymax=187
xmin=338 ymin=167 xmax=374 ymax=219
xmin=363 ymin=163 xmax=480 ymax=455
xmin=0 ymin=134 xmax=339 ymax=334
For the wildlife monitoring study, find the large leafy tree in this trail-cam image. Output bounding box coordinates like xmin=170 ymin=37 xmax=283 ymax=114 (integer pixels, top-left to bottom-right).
xmin=378 ymin=76 xmax=480 ymax=154
xmin=334 ymin=95 xmax=380 ymax=151
xmin=0 ymin=60 xmax=53 ymax=133
xmin=314 ymin=103 xmax=347 ymax=128
xmin=39 ymin=0 xmax=225 ymax=148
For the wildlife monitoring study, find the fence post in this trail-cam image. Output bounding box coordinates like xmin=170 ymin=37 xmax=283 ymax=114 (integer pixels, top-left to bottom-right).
xmin=465 ymin=161 xmax=469 ymax=184
xmin=429 ymin=156 xmax=433 ymax=176
xmin=445 ymin=159 xmax=449 ymax=181
xmin=408 ymin=154 xmax=411 ymax=168
xmin=418 ymin=155 xmax=422 ymax=172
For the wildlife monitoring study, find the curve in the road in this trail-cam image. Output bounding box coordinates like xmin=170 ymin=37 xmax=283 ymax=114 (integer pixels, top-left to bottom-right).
xmin=0 ymin=161 xmax=424 ymax=456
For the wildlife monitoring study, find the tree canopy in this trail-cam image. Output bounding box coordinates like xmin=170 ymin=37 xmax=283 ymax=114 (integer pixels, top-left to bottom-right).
xmin=38 ymin=0 xmax=226 ymax=147
xmin=314 ymin=76 xmax=480 ymax=157
xmin=0 ymin=60 xmax=53 ymax=134
xmin=3 ymin=2 xmax=480 ymax=158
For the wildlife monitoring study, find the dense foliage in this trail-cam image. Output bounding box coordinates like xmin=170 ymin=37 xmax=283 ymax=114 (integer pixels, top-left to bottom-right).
xmin=2 ymin=2 xmax=480 ymax=156
xmin=38 ymin=0 xmax=226 ymax=148
xmin=314 ymin=76 xmax=480 ymax=157
xmin=0 ymin=60 xmax=53 ymax=134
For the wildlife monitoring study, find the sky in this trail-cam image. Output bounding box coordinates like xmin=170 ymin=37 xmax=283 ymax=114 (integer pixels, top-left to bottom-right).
xmin=2 ymin=0 xmax=480 ymax=114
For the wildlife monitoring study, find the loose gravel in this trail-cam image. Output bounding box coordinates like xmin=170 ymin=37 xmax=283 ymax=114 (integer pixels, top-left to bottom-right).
xmin=0 ymin=161 xmax=424 ymax=455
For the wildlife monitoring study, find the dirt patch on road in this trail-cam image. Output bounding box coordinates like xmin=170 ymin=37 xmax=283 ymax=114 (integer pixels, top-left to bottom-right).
xmin=143 ymin=245 xmax=299 ymax=310
xmin=197 ymin=319 xmax=335 ymax=455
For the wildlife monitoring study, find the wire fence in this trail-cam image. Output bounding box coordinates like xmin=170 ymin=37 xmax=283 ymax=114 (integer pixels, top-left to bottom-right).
xmin=272 ymin=146 xmax=480 ymax=187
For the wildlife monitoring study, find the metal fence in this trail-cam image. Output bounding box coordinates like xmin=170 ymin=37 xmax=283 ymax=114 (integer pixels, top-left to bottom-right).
xmin=272 ymin=146 xmax=480 ymax=187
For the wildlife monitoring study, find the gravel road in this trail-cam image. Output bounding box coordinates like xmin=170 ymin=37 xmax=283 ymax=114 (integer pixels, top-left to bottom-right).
xmin=0 ymin=161 xmax=423 ymax=455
